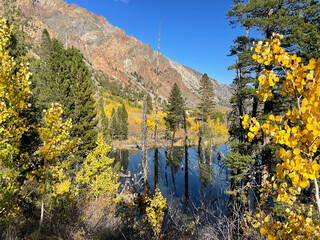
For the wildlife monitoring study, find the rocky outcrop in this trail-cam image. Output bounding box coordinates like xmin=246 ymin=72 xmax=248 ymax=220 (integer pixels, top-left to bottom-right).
xmin=14 ymin=0 xmax=232 ymax=107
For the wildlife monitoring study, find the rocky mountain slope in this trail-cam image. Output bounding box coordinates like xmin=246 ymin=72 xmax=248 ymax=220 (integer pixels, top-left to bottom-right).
xmin=14 ymin=0 xmax=232 ymax=107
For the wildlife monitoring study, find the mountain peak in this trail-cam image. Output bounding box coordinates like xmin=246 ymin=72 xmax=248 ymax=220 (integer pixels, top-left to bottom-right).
xmin=16 ymin=0 xmax=231 ymax=107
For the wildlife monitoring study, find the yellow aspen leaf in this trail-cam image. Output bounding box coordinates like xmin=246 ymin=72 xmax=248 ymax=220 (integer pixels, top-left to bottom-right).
xmin=248 ymin=132 xmax=255 ymax=139
xmin=260 ymin=228 xmax=267 ymax=235
xmin=312 ymin=164 xmax=320 ymax=171
xmin=279 ymin=148 xmax=286 ymax=157
xmin=264 ymin=215 xmax=270 ymax=223
xmin=252 ymin=221 xmax=261 ymax=228
xmin=307 ymin=123 xmax=314 ymax=131
xmin=300 ymin=178 xmax=309 ymax=188
xmin=308 ymin=58 xmax=316 ymax=70
xmin=293 ymin=148 xmax=300 ymax=155
xmin=307 ymin=73 xmax=313 ymax=80
xmin=302 ymin=98 xmax=309 ymax=107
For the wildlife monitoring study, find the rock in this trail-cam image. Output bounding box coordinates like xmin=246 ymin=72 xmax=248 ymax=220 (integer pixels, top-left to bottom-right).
xmin=12 ymin=0 xmax=232 ymax=107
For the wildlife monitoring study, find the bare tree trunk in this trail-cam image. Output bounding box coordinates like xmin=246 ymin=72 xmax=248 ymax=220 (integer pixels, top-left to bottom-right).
xmin=170 ymin=130 xmax=177 ymax=196
xmin=154 ymin=21 xmax=161 ymax=191
xmin=209 ymin=124 xmax=213 ymax=165
xmin=198 ymin=117 xmax=204 ymax=154
xmin=39 ymin=166 xmax=47 ymax=231
xmin=154 ymin=148 xmax=159 ymax=191
xmin=142 ymin=95 xmax=148 ymax=194
xmin=202 ymin=122 xmax=206 ymax=163
xmin=252 ymin=66 xmax=260 ymax=118
xmin=314 ymin=178 xmax=320 ymax=216
xmin=260 ymin=8 xmax=276 ymax=188
xmin=184 ymin=111 xmax=189 ymax=213
xmin=39 ymin=188 xmax=45 ymax=230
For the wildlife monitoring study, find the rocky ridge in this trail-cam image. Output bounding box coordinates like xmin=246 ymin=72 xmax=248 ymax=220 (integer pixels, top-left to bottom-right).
xmin=15 ymin=0 xmax=232 ymax=107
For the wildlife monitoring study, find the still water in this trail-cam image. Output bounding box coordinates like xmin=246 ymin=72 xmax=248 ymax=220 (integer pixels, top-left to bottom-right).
xmin=110 ymin=145 xmax=230 ymax=208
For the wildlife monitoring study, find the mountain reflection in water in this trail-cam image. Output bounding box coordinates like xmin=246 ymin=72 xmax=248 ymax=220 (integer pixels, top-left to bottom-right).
xmin=109 ymin=145 xmax=230 ymax=210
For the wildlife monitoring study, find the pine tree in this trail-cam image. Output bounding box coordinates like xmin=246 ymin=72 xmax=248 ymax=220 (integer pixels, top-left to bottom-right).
xmin=118 ymin=103 xmax=128 ymax=140
xmin=98 ymin=98 xmax=109 ymax=140
xmin=40 ymin=29 xmax=51 ymax=67
xmin=285 ymin=1 xmax=320 ymax=60
xmin=31 ymin=29 xmax=53 ymax=115
xmin=65 ymin=47 xmax=97 ymax=158
xmin=165 ymin=83 xmax=185 ymax=154
xmin=197 ymin=73 xmax=215 ymax=153
xmin=32 ymin=37 xmax=97 ymax=160
xmin=110 ymin=107 xmax=118 ymax=140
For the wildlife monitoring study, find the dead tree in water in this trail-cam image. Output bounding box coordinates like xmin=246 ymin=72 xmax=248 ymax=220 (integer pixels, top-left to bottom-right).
xmin=154 ymin=21 xmax=161 ymax=191
xmin=183 ymin=110 xmax=189 ymax=212
xmin=209 ymin=125 xmax=214 ymax=165
xmin=141 ymin=95 xmax=148 ymax=194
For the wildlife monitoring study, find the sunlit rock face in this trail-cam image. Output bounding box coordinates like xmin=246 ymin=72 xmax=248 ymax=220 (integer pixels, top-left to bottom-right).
xmin=13 ymin=0 xmax=232 ymax=107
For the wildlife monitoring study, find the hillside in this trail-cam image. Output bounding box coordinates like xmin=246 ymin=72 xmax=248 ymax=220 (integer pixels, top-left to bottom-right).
xmin=14 ymin=0 xmax=232 ymax=107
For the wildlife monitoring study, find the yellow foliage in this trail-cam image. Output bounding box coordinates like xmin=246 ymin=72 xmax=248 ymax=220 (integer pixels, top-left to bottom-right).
xmin=76 ymin=133 xmax=119 ymax=202
xmin=146 ymin=190 xmax=167 ymax=238
xmin=208 ymin=118 xmax=228 ymax=137
xmin=242 ymin=33 xmax=320 ymax=239
xmin=33 ymin=103 xmax=79 ymax=210
xmin=189 ymin=117 xmax=228 ymax=144
xmin=133 ymin=116 xmax=142 ymax=125
xmin=38 ymin=103 xmax=78 ymax=164
xmin=0 ymin=18 xmax=31 ymax=161
xmin=0 ymin=17 xmax=31 ymax=223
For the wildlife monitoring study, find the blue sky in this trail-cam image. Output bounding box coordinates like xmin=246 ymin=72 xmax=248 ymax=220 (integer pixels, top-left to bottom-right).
xmin=67 ymin=0 xmax=245 ymax=84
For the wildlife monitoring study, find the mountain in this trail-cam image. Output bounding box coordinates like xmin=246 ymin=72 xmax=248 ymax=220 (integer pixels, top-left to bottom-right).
xmin=14 ymin=0 xmax=232 ymax=107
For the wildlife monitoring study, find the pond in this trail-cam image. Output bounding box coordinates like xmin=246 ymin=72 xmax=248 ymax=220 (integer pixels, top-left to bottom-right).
xmin=109 ymin=144 xmax=230 ymax=211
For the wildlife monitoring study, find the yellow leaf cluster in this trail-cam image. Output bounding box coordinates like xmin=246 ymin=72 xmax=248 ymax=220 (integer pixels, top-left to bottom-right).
xmin=242 ymin=33 xmax=320 ymax=239
xmin=38 ymin=103 xmax=79 ymax=164
xmin=0 ymin=18 xmax=31 ymax=161
xmin=0 ymin=18 xmax=31 ymax=222
xmin=76 ymin=134 xmax=119 ymax=203
xmin=146 ymin=190 xmax=166 ymax=238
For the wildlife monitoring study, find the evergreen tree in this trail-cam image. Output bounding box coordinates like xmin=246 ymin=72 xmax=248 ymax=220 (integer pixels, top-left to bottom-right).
xmin=118 ymin=103 xmax=128 ymax=140
xmin=197 ymin=74 xmax=215 ymax=153
xmin=65 ymin=47 xmax=97 ymax=158
xmin=285 ymin=1 xmax=320 ymax=60
xmin=98 ymin=98 xmax=109 ymax=140
xmin=40 ymin=29 xmax=51 ymax=67
xmin=110 ymin=107 xmax=118 ymax=140
xmin=31 ymin=29 xmax=53 ymax=116
xmin=165 ymin=83 xmax=185 ymax=149
xmin=32 ymin=37 xmax=97 ymax=160
xmin=198 ymin=74 xmax=215 ymax=118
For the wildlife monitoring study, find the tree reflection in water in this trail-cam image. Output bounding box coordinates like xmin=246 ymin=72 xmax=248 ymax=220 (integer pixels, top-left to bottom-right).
xmin=112 ymin=145 xmax=230 ymax=211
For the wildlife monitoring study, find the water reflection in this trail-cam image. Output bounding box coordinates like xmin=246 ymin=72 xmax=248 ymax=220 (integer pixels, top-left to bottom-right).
xmin=111 ymin=145 xmax=230 ymax=209
xmin=109 ymin=149 xmax=130 ymax=174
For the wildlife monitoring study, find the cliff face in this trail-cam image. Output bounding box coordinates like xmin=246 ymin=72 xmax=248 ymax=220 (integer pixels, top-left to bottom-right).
xmin=14 ymin=0 xmax=232 ymax=107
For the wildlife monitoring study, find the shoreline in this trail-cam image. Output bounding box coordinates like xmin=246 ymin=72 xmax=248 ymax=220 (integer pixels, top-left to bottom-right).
xmin=111 ymin=135 xmax=229 ymax=150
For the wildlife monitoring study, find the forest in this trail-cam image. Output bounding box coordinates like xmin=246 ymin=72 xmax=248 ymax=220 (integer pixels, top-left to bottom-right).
xmin=1 ymin=0 xmax=320 ymax=239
